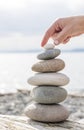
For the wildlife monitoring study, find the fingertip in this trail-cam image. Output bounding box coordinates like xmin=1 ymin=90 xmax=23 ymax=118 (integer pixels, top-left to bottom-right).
xmin=41 ymin=37 xmax=49 ymax=47
xmin=41 ymin=40 xmax=46 ymax=47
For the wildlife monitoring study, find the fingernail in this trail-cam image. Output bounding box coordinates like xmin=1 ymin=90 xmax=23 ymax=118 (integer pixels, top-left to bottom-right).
xmin=54 ymin=40 xmax=59 ymax=45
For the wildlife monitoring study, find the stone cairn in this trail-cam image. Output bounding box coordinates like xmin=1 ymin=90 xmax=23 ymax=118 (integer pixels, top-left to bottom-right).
xmin=24 ymin=43 xmax=70 ymax=123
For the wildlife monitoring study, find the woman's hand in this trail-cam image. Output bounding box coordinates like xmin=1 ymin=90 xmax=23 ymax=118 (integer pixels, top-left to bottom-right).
xmin=41 ymin=16 xmax=84 ymax=46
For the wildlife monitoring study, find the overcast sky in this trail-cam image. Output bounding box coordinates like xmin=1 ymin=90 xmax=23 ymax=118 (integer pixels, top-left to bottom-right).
xmin=0 ymin=0 xmax=84 ymax=51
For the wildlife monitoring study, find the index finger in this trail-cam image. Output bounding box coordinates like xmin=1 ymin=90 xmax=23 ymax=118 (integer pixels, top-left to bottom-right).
xmin=41 ymin=23 xmax=56 ymax=47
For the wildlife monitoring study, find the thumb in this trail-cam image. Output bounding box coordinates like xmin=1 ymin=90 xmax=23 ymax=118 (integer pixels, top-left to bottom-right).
xmin=54 ymin=27 xmax=69 ymax=45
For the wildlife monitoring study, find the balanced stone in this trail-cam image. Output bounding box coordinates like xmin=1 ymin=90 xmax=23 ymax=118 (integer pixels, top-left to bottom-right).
xmin=28 ymin=73 xmax=69 ymax=86
xmin=37 ymin=49 xmax=61 ymax=60
xmin=32 ymin=59 xmax=65 ymax=73
xmin=31 ymin=86 xmax=67 ymax=104
xmin=24 ymin=102 xmax=69 ymax=122
xmin=44 ymin=43 xmax=55 ymax=50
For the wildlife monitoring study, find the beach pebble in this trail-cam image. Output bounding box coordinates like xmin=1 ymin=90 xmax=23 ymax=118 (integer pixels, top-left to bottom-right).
xmin=32 ymin=59 xmax=65 ymax=73
xmin=44 ymin=43 xmax=55 ymax=50
xmin=28 ymin=73 xmax=69 ymax=86
xmin=24 ymin=102 xmax=69 ymax=122
xmin=37 ymin=49 xmax=61 ymax=60
xmin=31 ymin=86 xmax=67 ymax=104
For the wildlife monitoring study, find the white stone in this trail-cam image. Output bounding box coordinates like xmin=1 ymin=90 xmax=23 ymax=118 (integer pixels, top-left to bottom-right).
xmin=44 ymin=43 xmax=55 ymax=50
xmin=28 ymin=73 xmax=70 ymax=86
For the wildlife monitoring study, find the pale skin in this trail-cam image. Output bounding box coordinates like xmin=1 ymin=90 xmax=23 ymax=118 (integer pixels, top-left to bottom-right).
xmin=41 ymin=16 xmax=84 ymax=47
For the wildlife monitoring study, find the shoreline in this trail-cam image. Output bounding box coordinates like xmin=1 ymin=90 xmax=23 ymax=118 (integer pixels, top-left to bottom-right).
xmin=0 ymin=90 xmax=84 ymax=122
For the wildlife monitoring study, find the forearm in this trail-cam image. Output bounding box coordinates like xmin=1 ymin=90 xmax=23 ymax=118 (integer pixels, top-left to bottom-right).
xmin=41 ymin=15 xmax=84 ymax=46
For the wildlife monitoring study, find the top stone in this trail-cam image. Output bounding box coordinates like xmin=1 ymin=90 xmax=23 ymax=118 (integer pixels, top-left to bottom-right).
xmin=44 ymin=43 xmax=55 ymax=50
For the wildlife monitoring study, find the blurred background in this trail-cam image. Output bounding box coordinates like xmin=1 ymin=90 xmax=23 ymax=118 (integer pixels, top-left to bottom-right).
xmin=0 ymin=0 xmax=84 ymax=94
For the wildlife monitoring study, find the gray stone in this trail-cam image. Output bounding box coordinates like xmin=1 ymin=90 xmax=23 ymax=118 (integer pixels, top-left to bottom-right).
xmin=37 ymin=49 xmax=61 ymax=60
xmin=28 ymin=73 xmax=70 ymax=86
xmin=31 ymin=86 xmax=67 ymax=104
xmin=24 ymin=102 xmax=69 ymax=122
xmin=32 ymin=59 xmax=65 ymax=72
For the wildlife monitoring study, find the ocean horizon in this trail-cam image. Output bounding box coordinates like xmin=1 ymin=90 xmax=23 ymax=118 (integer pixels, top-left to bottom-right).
xmin=0 ymin=34 xmax=84 ymax=94
xmin=0 ymin=50 xmax=84 ymax=94
xmin=0 ymin=47 xmax=84 ymax=53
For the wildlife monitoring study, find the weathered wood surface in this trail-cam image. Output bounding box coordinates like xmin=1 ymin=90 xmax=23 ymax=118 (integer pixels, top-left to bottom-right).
xmin=0 ymin=115 xmax=84 ymax=130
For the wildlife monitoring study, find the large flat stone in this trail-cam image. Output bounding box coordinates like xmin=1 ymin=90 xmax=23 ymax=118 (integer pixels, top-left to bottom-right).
xmin=31 ymin=86 xmax=67 ymax=104
xmin=32 ymin=59 xmax=65 ymax=72
xmin=28 ymin=73 xmax=70 ymax=86
xmin=24 ymin=102 xmax=69 ymax=122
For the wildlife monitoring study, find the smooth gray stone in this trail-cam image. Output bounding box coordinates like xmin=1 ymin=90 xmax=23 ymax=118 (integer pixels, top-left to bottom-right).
xmin=31 ymin=86 xmax=67 ymax=104
xmin=32 ymin=59 xmax=65 ymax=72
xmin=28 ymin=73 xmax=70 ymax=86
xmin=37 ymin=49 xmax=61 ymax=60
xmin=24 ymin=102 xmax=69 ymax=122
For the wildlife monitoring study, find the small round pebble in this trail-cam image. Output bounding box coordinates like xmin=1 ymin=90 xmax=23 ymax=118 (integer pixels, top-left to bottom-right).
xmin=28 ymin=73 xmax=70 ymax=86
xmin=37 ymin=49 xmax=61 ymax=60
xmin=32 ymin=59 xmax=65 ymax=73
xmin=44 ymin=43 xmax=55 ymax=50
xmin=31 ymin=86 xmax=67 ymax=104
xmin=24 ymin=102 xmax=69 ymax=122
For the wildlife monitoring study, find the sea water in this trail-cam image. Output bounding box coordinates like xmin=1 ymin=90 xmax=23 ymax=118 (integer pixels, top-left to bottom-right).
xmin=0 ymin=51 xmax=84 ymax=93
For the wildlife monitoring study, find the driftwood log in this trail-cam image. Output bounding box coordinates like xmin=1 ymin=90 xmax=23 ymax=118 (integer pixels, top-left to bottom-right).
xmin=0 ymin=115 xmax=84 ymax=130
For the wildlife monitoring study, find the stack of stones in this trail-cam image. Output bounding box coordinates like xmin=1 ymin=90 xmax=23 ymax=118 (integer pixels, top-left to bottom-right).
xmin=24 ymin=43 xmax=70 ymax=123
